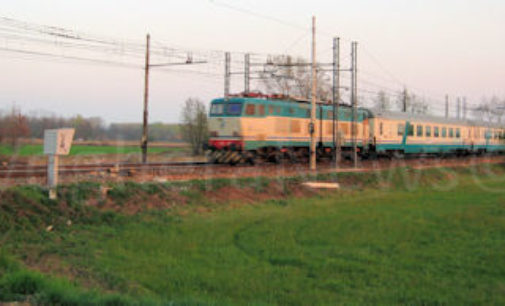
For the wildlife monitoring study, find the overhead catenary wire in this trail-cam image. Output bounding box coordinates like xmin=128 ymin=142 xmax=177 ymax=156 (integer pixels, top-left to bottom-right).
xmin=0 ymin=13 xmax=498 ymax=121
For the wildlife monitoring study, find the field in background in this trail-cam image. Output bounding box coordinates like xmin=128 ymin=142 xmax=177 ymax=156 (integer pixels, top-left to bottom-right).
xmin=0 ymin=143 xmax=187 ymax=157
xmin=1 ymin=166 xmax=505 ymax=304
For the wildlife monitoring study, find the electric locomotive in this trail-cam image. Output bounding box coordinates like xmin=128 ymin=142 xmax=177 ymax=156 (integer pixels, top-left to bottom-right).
xmin=207 ymin=94 xmax=371 ymax=164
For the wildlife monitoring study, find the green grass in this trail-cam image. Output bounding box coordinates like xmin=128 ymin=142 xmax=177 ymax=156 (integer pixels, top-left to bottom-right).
xmin=0 ymin=144 xmax=180 ymax=156
xmin=1 ymin=166 xmax=505 ymax=304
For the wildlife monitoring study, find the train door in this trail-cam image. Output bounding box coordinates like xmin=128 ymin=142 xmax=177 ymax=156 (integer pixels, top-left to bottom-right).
xmin=362 ymin=118 xmax=370 ymax=148
xmin=485 ymin=128 xmax=491 ymax=148
xmin=319 ymin=105 xmax=324 ymax=147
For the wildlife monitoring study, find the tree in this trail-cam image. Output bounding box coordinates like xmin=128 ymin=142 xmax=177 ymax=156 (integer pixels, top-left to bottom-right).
xmin=395 ymin=89 xmax=429 ymax=115
xmin=474 ymin=96 xmax=505 ymax=123
xmin=180 ymin=98 xmax=208 ymax=156
xmin=0 ymin=107 xmax=30 ymax=147
xmin=373 ymin=91 xmax=391 ymax=111
xmin=259 ymin=55 xmax=331 ymax=101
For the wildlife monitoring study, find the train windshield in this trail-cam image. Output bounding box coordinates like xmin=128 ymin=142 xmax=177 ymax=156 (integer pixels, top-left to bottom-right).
xmin=210 ymin=103 xmax=224 ymax=115
xmin=227 ymin=103 xmax=242 ymax=115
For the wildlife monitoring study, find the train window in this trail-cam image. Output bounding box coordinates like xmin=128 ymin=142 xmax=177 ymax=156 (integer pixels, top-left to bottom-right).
xmin=327 ymin=111 xmax=334 ymax=119
xmin=227 ymin=103 xmax=242 ymax=115
xmin=417 ymin=125 xmax=423 ymax=137
xmin=379 ymin=122 xmax=383 ymax=136
xmin=276 ymin=107 xmax=281 ymax=114
xmin=210 ymin=104 xmax=224 ymax=115
xmin=245 ymin=104 xmax=255 ymax=115
xmin=425 ymin=126 xmax=431 ymax=137
xmin=434 ymin=126 xmax=439 ymax=137
xmin=268 ymin=106 xmax=274 ymax=115
xmin=288 ymin=107 xmax=294 ymax=115
xmin=442 ymin=127 xmax=447 ymax=137
xmin=407 ymin=124 xmax=414 ymax=136
xmin=449 ymin=128 xmax=454 ymax=138
xmin=456 ymin=128 xmax=461 ymax=138
xmin=258 ymin=105 xmax=266 ymax=116
xmin=397 ymin=124 xmax=404 ymax=136
xmin=306 ymin=109 xmax=311 ymax=118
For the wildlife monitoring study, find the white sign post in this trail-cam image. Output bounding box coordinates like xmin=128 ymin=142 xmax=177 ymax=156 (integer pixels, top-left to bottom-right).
xmin=43 ymin=129 xmax=75 ymax=199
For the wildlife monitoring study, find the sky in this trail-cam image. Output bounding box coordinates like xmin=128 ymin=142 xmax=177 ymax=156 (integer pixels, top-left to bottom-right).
xmin=0 ymin=0 xmax=504 ymax=123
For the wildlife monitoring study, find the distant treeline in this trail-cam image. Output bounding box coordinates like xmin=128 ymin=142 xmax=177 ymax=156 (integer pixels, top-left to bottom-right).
xmin=0 ymin=109 xmax=182 ymax=144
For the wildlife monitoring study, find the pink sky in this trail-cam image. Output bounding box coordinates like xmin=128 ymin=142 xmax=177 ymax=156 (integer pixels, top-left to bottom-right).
xmin=0 ymin=0 xmax=504 ymax=123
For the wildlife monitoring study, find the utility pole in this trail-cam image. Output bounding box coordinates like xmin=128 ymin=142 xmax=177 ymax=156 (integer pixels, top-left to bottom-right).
xmin=402 ymin=88 xmax=408 ymax=112
xmin=309 ymin=16 xmax=317 ymax=171
xmin=139 ymin=35 xmax=207 ymax=164
xmin=244 ymin=53 xmax=250 ymax=94
xmin=445 ymin=94 xmax=449 ymax=119
xmin=351 ymin=41 xmax=358 ymax=168
xmin=141 ymin=34 xmax=150 ymax=164
xmin=332 ymin=37 xmax=341 ymax=168
xmin=225 ymin=52 xmax=231 ymax=99
xmin=457 ymin=97 xmax=461 ymax=119
xmin=463 ymin=97 xmax=467 ymax=119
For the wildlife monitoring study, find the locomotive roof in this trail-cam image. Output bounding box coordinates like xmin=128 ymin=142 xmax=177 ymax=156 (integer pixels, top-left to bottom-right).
xmin=370 ymin=110 xmax=505 ymax=128
xmin=212 ymin=97 xmax=368 ymax=111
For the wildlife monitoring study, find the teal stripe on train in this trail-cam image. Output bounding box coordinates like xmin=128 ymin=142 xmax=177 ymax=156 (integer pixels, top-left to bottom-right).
xmin=376 ymin=143 xmax=505 ymax=153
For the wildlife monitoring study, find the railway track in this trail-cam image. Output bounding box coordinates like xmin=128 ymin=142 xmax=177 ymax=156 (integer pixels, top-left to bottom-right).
xmin=0 ymin=161 xmax=212 ymax=178
xmin=0 ymin=155 xmax=503 ymax=181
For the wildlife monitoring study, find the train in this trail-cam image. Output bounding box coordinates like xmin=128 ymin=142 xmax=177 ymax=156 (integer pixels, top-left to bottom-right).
xmin=206 ymin=94 xmax=505 ymax=164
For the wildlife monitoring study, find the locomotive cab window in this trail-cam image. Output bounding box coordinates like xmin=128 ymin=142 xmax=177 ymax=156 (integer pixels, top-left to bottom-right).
xmin=210 ymin=104 xmax=224 ymax=115
xmin=227 ymin=103 xmax=242 ymax=116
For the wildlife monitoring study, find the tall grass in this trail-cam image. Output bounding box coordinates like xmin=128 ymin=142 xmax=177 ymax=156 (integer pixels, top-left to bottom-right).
xmin=1 ymin=165 xmax=505 ymax=304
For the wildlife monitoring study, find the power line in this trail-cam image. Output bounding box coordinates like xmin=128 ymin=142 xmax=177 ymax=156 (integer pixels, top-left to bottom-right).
xmin=0 ymin=46 xmax=142 ymax=69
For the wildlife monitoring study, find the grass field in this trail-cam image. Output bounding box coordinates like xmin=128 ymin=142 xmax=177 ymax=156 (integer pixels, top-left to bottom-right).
xmin=1 ymin=166 xmax=505 ymax=304
xmin=0 ymin=144 xmax=181 ymax=156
